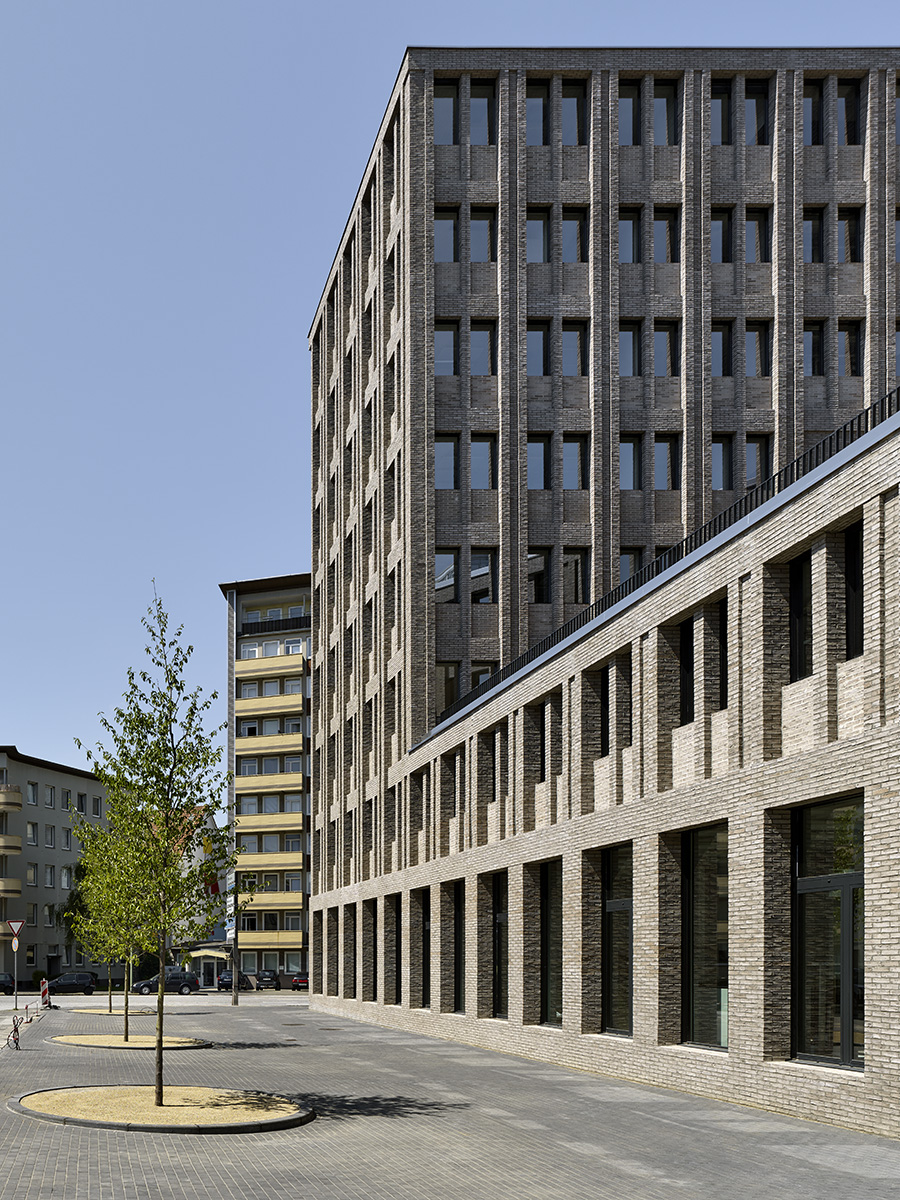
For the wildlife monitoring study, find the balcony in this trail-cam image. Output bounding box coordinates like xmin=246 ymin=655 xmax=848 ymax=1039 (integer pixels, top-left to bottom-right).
xmin=235 ymin=812 xmax=305 ymax=833
xmin=240 ymin=616 xmax=311 ymax=637
xmin=0 ymin=786 xmax=23 ymax=811
xmin=0 ymin=878 xmax=22 ymax=897
xmin=235 ymin=694 xmax=305 ymax=716
xmin=237 ymin=930 xmax=305 ymax=949
xmin=0 ymin=834 xmax=22 ymax=854
xmin=235 ymin=654 xmax=305 ymax=679
xmin=234 ymin=771 xmax=305 ymax=795
xmin=238 ymin=891 xmax=306 ymax=911
xmin=235 ymin=851 xmax=307 ymax=873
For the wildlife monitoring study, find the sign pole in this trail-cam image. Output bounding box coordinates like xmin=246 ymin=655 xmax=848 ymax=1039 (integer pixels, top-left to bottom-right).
xmin=7 ymin=921 xmax=25 ymax=1011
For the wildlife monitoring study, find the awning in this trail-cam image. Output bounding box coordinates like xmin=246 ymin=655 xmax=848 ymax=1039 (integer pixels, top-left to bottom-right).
xmin=189 ymin=949 xmax=230 ymax=961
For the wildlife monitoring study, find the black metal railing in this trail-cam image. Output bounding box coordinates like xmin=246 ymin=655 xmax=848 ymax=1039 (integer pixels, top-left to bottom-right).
xmin=240 ymin=616 xmax=311 ymax=637
xmin=436 ymin=387 xmax=900 ymax=727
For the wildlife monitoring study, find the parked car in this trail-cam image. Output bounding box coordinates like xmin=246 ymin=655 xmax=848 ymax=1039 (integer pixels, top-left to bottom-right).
xmin=0 ymin=972 xmax=14 ymax=996
xmin=291 ymin=973 xmax=309 ymax=991
xmin=48 ymin=972 xmax=98 ymax=995
xmin=255 ymin=969 xmax=281 ymax=990
xmin=216 ymin=970 xmax=254 ymax=992
xmin=132 ymin=971 xmax=200 ymax=996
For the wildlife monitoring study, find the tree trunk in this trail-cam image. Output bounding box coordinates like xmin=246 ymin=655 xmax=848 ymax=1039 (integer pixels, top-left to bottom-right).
xmin=155 ymin=935 xmax=165 ymax=1106
xmin=124 ymin=968 xmax=130 ymax=1042
xmin=108 ymin=966 xmax=113 ymax=1014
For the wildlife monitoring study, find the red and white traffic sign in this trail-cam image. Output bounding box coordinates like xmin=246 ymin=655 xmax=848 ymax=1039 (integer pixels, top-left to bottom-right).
xmin=7 ymin=920 xmax=24 ymax=937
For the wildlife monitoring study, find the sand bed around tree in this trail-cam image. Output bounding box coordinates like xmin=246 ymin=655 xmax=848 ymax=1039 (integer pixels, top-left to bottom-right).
xmin=71 ymin=1007 xmax=155 ymax=1017
xmin=49 ymin=1034 xmax=205 ymax=1049
xmin=12 ymin=1085 xmax=314 ymax=1132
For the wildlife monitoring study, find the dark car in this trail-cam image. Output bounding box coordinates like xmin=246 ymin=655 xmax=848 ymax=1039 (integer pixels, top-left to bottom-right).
xmin=291 ymin=973 xmax=308 ymax=991
xmin=255 ymin=969 xmax=281 ymax=991
xmin=132 ymin=971 xmax=200 ymax=996
xmin=0 ymin=972 xmax=14 ymax=996
xmin=216 ymin=970 xmax=254 ymax=992
xmin=48 ymin=972 xmax=98 ymax=995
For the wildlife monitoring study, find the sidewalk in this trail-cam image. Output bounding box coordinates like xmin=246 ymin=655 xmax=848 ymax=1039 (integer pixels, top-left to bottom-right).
xmin=1 ymin=999 xmax=898 ymax=1200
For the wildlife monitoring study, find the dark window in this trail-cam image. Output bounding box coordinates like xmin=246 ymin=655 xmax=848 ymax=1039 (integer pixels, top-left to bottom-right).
xmin=471 ymin=661 xmax=497 ymax=687
xmin=470 ymin=548 xmax=497 ymax=604
xmin=435 ymin=209 xmax=458 ymax=262
xmin=804 ymin=322 xmax=825 ymax=376
xmin=540 ymin=860 xmax=563 ymax=1026
xmin=619 ymin=322 xmax=642 ymax=376
xmin=599 ymin=665 xmax=610 ymax=758
xmin=837 ymin=80 xmax=860 ymax=146
xmin=391 ymin=893 xmax=402 ymax=1004
xmin=470 ymin=435 xmax=497 ymax=489
xmin=654 ymin=323 xmax=680 ymax=377
xmin=746 ymin=322 xmax=771 ymax=377
xmin=434 ymin=661 xmax=459 ymax=713
xmin=619 ymin=436 xmax=642 ymax=489
xmin=563 ymin=435 xmax=589 ymax=489
xmin=492 ymin=872 xmax=508 ymax=1018
xmin=679 ymin=617 xmax=695 ymax=726
xmin=717 ymin=596 xmax=729 ymax=710
xmin=527 ymin=436 xmax=551 ymax=489
xmin=420 ymin=889 xmax=431 ymax=1007
xmin=838 ymin=322 xmax=863 ymax=377
xmin=789 ymin=551 xmax=813 ymax=682
xmin=434 ymin=323 xmax=458 ymax=375
xmin=710 ymin=80 xmax=732 ymax=145
xmin=619 ymin=547 xmax=642 ymax=583
xmin=527 ymin=549 xmax=550 ymax=603
xmin=470 ymin=322 xmax=496 ymax=375
xmin=470 ymin=80 xmax=496 ymax=145
xmin=654 ymin=207 xmax=679 ymax=262
xmin=845 ymin=520 xmax=863 ymax=660
xmin=619 ymin=80 xmax=641 ymax=145
xmin=711 ymin=436 xmax=733 ymax=490
xmin=619 ymin=208 xmax=641 ymax=263
xmin=603 ymin=844 xmax=633 ymax=1034
xmin=794 ymin=797 xmax=864 ymax=1067
xmin=711 ymin=208 xmax=732 ymax=263
xmin=654 ymin=80 xmax=678 ymax=145
xmin=562 ymin=548 xmax=589 ymax=604
xmin=746 ymin=435 xmax=771 ymax=488
xmin=453 ymin=880 xmax=465 ymax=1012
xmin=838 ymin=208 xmax=862 ymax=263
xmin=434 ymin=435 xmax=459 ymax=489
xmin=804 ymin=208 xmax=824 ymax=262
xmin=562 ymin=208 xmax=588 ymax=262
xmin=526 ymin=210 xmax=550 ymax=263
xmin=527 ymin=324 xmax=549 ymax=376
xmin=526 ymin=83 xmax=548 ymax=146
xmin=804 ymin=81 xmax=823 ymax=145
xmin=435 ymin=550 xmax=458 ymax=603
xmin=562 ymin=323 xmax=588 ymax=376
xmin=683 ymin=823 xmax=729 ymax=1048
xmin=434 ymin=82 xmax=458 ymax=145
xmin=712 ymin=323 xmax=732 ymax=377
xmin=562 ymin=82 xmax=586 ymax=146
xmin=745 ymin=80 xmax=769 ymax=145
xmin=470 ymin=208 xmax=497 ymax=262
xmin=746 ymin=207 xmax=771 ymax=263
xmin=654 ymin=435 xmax=681 ymax=489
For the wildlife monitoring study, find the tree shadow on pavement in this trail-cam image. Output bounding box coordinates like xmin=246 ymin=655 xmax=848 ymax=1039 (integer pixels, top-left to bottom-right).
xmin=275 ymin=1092 xmax=470 ymax=1121
xmin=204 ymin=1040 xmax=305 ymax=1051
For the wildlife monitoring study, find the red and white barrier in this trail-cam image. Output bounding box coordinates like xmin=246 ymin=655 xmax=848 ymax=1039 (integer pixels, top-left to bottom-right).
xmin=40 ymin=979 xmax=49 ymax=1008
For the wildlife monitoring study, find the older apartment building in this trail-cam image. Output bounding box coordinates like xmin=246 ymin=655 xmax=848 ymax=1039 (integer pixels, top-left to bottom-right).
xmin=0 ymin=747 xmax=106 ymax=982
xmin=221 ymin=575 xmax=312 ymax=981
xmin=309 ymin=49 xmax=900 ymax=1135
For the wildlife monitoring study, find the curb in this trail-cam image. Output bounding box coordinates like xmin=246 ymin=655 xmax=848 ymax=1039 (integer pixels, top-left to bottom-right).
xmin=8 ymin=1088 xmax=317 ymax=1134
xmin=45 ymin=1037 xmax=212 ymax=1051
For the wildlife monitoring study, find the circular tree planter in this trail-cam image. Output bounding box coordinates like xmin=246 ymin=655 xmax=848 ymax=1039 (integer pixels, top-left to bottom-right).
xmin=9 ymin=1085 xmax=315 ymax=1133
xmin=48 ymin=1035 xmax=208 ymax=1050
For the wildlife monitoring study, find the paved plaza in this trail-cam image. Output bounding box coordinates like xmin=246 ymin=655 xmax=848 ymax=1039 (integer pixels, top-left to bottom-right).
xmin=0 ymin=993 xmax=898 ymax=1199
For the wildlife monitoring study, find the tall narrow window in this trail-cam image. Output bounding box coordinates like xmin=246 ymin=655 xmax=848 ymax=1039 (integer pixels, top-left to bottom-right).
xmin=527 ymin=324 xmax=549 ymax=376
xmin=619 ymin=80 xmax=641 ymax=145
xmin=683 ymin=823 xmax=729 ymax=1048
xmin=654 ymin=435 xmax=681 ymax=488
xmin=434 ymin=323 xmax=458 ymax=375
xmin=619 ymin=436 xmax=642 ymax=490
xmin=845 ymin=520 xmax=863 ymax=660
xmin=470 ymin=208 xmax=497 ymax=262
xmin=434 ymin=435 xmax=459 ymax=489
xmin=789 ymin=551 xmax=813 ymax=682
xmin=746 ymin=435 xmax=770 ymax=488
xmin=710 ymin=208 xmax=732 ymax=263
xmin=435 ymin=550 xmax=459 ymax=603
xmin=838 ymin=322 xmax=862 ymax=377
xmin=838 ymin=208 xmax=862 ymax=263
xmin=562 ymin=549 xmax=589 ymax=604
xmin=434 ymin=661 xmax=459 ymax=715
xmin=746 ymin=322 xmax=771 ymax=377
xmin=745 ymin=80 xmax=769 ymax=145
xmin=795 ymin=797 xmax=864 ymax=1066
xmin=562 ymin=208 xmax=588 ymax=262
xmin=470 ymin=549 xmax=497 ymax=604
xmin=711 ymin=323 xmax=732 ymax=377
xmin=654 ymin=80 xmax=678 ymax=145
xmin=563 ymin=436 xmax=589 ymax=489
xmin=526 ymin=83 xmax=548 ymax=146
xmin=679 ymin=617 xmax=695 ymax=726
xmin=711 ymin=436 xmax=733 ymax=490
xmin=619 ymin=547 xmax=642 ymax=583
xmin=654 ymin=208 xmax=679 ymax=262
xmin=420 ymin=889 xmax=431 ymax=1007
xmin=540 ymin=860 xmax=563 ymax=1026
xmin=654 ymin=323 xmax=680 ymax=377
xmin=435 ymin=209 xmax=458 ymax=262
xmin=470 ymin=435 xmax=497 ymax=489
xmin=804 ymin=208 xmax=824 ymax=263
xmin=746 ymin=208 xmax=771 ymax=263
xmin=804 ymin=322 xmax=825 ymax=376
xmin=526 ymin=210 xmax=550 ymax=263
xmin=470 ymin=322 xmax=496 ymax=375
xmin=619 ymin=323 xmax=642 ymax=376
xmin=434 ymin=83 xmax=458 ymax=145
xmin=562 ymin=323 xmax=588 ymax=376
xmin=602 ymin=844 xmax=633 ymax=1035
xmin=492 ymin=872 xmax=508 ymax=1018
xmin=717 ymin=596 xmax=729 ymax=710
xmin=562 ymin=83 xmax=586 ymax=146
xmin=710 ymin=80 xmax=731 ymax=145
xmin=527 ymin=436 xmax=551 ymax=489
xmin=470 ymin=81 xmax=495 ymax=145
xmin=803 ymin=81 xmax=823 ymax=145
xmin=619 ymin=208 xmax=641 ymax=263
xmin=527 ymin=549 xmax=550 ymax=603
xmin=453 ymin=880 xmax=465 ymax=1013
xmin=837 ymin=80 xmax=860 ymax=146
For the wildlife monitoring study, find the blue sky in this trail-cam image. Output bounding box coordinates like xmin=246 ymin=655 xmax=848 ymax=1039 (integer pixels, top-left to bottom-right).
xmin=1 ymin=1 xmax=894 ymax=772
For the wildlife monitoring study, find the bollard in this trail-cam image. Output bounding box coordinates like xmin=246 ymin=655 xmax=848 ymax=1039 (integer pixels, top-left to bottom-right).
xmin=40 ymin=979 xmax=50 ymax=1008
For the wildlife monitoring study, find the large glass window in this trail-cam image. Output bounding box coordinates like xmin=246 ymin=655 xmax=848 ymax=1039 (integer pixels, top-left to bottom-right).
xmin=803 ymin=81 xmax=823 ymax=145
xmin=711 ymin=209 xmax=732 ymax=263
xmin=745 ymin=80 xmax=769 ymax=145
xmin=470 ymin=208 xmax=496 ymax=262
xmin=683 ymin=823 xmax=729 ymax=1048
xmin=562 ymin=323 xmax=588 ymax=376
xmin=710 ymin=80 xmax=731 ymax=145
xmin=620 ymin=437 xmax=642 ymax=490
xmin=619 ymin=323 xmax=641 ymax=376
xmin=654 ymin=208 xmax=679 ymax=262
xmin=527 ymin=210 xmax=550 ymax=262
xmin=526 ymin=83 xmax=548 ymax=146
xmin=745 ymin=208 xmax=771 ymax=264
xmin=527 ymin=437 xmax=551 ymax=489
xmin=470 ymin=323 xmax=496 ymax=375
xmin=527 ymin=324 xmax=549 ymax=376
xmin=434 ymin=83 xmax=458 ymax=145
xmin=434 ymin=209 xmax=458 ymax=262
xmin=619 ymin=80 xmax=641 ymax=145
xmin=602 ymin=844 xmax=633 ymax=1034
xmin=845 ymin=520 xmax=864 ymax=660
xmin=654 ymin=323 xmax=680 ymax=376
xmin=470 ymin=549 xmax=497 ymax=604
xmin=654 ymin=436 xmax=681 ymax=489
xmin=561 ymin=83 xmax=586 ymax=146
xmin=619 ymin=208 xmax=640 ymax=263
xmin=562 ymin=436 xmax=588 ymax=489
xmin=711 ymin=323 xmax=732 ymax=377
xmin=434 ymin=324 xmax=458 ymax=375
xmin=795 ymin=797 xmax=864 ymax=1067
xmin=837 ymin=80 xmax=860 ymax=146
xmin=435 ymin=550 xmax=459 ymax=603
xmin=471 ymin=435 xmax=497 ymax=489
xmin=654 ymin=80 xmax=678 ymax=145
xmin=434 ymin=436 xmax=459 ymax=489
xmin=562 ymin=209 xmax=587 ymax=262
xmin=540 ymin=859 xmax=563 ymax=1026
xmin=711 ymin=436 xmax=733 ymax=490
xmin=453 ymin=880 xmax=465 ymax=1013
xmin=470 ymin=81 xmax=495 ymax=145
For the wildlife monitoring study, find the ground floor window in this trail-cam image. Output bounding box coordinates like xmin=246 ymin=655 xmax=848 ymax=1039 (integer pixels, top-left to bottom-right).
xmin=540 ymin=859 xmax=562 ymax=1025
xmin=492 ymin=872 xmax=508 ymax=1019
xmin=285 ymin=953 xmax=301 ymax=974
xmin=795 ymin=796 xmax=863 ymax=1067
xmin=683 ymin=823 xmax=729 ymax=1048
xmin=453 ymin=879 xmax=465 ymax=1013
xmin=241 ymin=953 xmax=257 ymax=973
xmin=262 ymin=952 xmax=278 ymax=972
xmin=602 ymin=843 xmax=633 ymax=1035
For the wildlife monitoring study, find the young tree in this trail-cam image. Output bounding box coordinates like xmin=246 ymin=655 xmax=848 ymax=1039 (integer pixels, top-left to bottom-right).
xmin=77 ymin=592 xmax=236 ymax=1105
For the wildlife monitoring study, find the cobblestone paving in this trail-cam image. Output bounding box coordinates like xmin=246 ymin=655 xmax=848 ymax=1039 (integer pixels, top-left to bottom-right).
xmin=0 ymin=995 xmax=898 ymax=1199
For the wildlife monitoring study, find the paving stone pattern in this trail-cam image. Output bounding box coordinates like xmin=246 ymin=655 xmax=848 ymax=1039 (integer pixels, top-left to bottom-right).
xmin=0 ymin=997 xmax=898 ymax=1199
